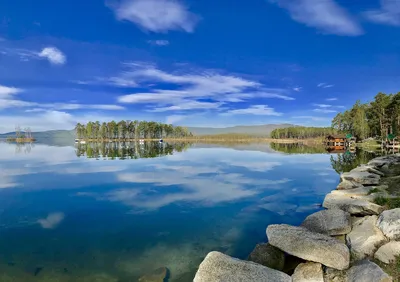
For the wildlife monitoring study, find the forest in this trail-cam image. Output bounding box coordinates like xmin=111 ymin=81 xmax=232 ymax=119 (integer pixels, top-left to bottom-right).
xmin=331 ymin=92 xmax=400 ymax=139
xmin=270 ymin=127 xmax=337 ymax=139
xmin=75 ymin=120 xmax=193 ymax=140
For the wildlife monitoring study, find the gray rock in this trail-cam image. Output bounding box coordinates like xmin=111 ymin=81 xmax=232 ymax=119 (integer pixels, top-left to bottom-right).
xmin=323 ymin=193 xmax=384 ymax=215
xmin=266 ymin=224 xmax=350 ymax=270
xmin=337 ymin=180 xmax=364 ymax=190
xmin=340 ymin=171 xmax=380 ymax=186
xmin=376 ymin=208 xmax=400 ymax=240
xmin=374 ymin=241 xmax=400 ymax=264
xmin=323 ymin=267 xmax=347 ymax=282
xmin=352 ymin=165 xmax=385 ymax=176
xmin=292 ymin=262 xmax=323 ymax=282
xmin=347 ymin=260 xmax=393 ymax=282
xmin=346 ymin=216 xmax=387 ymax=260
xmin=193 ymin=251 xmax=291 ymax=282
xmin=301 ymin=209 xmax=351 ymax=236
xmin=248 ymin=243 xmax=285 ymax=271
xmin=331 ymin=186 xmax=372 ymax=197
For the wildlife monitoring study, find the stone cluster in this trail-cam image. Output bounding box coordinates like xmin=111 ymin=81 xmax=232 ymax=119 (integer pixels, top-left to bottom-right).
xmin=194 ymin=154 xmax=400 ymax=281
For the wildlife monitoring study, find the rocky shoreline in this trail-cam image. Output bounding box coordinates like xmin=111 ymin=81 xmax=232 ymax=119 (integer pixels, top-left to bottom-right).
xmin=193 ymin=154 xmax=400 ymax=282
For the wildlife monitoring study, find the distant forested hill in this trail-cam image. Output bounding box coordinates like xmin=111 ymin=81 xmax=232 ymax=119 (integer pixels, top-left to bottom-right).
xmin=187 ymin=124 xmax=296 ymax=137
xmin=0 ymin=130 xmax=76 ymax=146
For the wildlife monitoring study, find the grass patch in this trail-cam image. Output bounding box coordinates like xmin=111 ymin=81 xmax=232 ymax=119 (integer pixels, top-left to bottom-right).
xmin=367 ymin=188 xmax=381 ymax=195
xmin=373 ymin=256 xmax=400 ymax=282
xmin=374 ymin=196 xmax=400 ymax=209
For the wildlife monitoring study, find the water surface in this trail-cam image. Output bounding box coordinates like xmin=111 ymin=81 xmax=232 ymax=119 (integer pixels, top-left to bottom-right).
xmin=0 ymin=142 xmax=376 ymax=281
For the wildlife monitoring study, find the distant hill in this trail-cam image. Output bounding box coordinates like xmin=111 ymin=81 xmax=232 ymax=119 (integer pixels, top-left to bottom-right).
xmin=0 ymin=129 xmax=76 ymax=146
xmin=187 ymin=124 xmax=296 ymax=137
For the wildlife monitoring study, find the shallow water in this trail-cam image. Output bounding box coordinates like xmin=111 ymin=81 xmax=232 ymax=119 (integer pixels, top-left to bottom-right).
xmin=0 ymin=142 xmax=377 ymax=281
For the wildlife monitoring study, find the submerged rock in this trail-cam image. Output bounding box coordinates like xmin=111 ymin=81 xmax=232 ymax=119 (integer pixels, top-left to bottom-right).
xmin=193 ymin=251 xmax=291 ymax=282
xmin=138 ymin=267 xmax=168 ymax=282
xmin=247 ymin=243 xmax=285 ymax=271
xmin=376 ymin=208 xmax=400 ymax=240
xmin=347 ymin=260 xmax=392 ymax=282
xmin=292 ymin=262 xmax=323 ymax=282
xmin=340 ymin=171 xmax=380 ymax=186
xmin=323 ymin=193 xmax=384 ymax=215
xmin=346 ymin=216 xmax=387 ymax=260
xmin=266 ymin=224 xmax=350 ymax=270
xmin=374 ymin=241 xmax=400 ymax=264
xmin=301 ymin=209 xmax=351 ymax=236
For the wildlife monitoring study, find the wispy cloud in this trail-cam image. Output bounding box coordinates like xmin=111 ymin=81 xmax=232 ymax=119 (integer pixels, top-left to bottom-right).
xmin=326 ymin=97 xmax=337 ymax=101
xmin=363 ymin=0 xmax=400 ymax=26
xmin=313 ymin=108 xmax=337 ymax=113
xmin=222 ymin=105 xmax=282 ymax=116
xmin=293 ymin=86 xmax=302 ymax=92
xmin=37 ymin=212 xmax=65 ymax=229
xmin=38 ymin=47 xmax=66 ymax=65
xmin=108 ymin=0 xmax=199 ymax=33
xmin=0 ymin=84 xmax=22 ymax=98
xmin=317 ymin=82 xmax=334 ymax=88
xmin=165 ymin=115 xmax=187 ymax=124
xmin=116 ymin=63 xmax=294 ymax=112
xmin=292 ymin=115 xmax=331 ymax=121
xmin=269 ymin=0 xmax=363 ymax=36
xmin=148 ymin=39 xmax=170 ymax=46
xmin=313 ymin=103 xmax=332 ymax=108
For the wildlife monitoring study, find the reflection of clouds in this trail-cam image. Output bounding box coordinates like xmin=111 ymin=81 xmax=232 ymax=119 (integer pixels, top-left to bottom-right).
xmin=219 ymin=160 xmax=282 ymax=172
xmin=61 ymin=166 xmax=125 ymax=174
xmin=259 ymin=202 xmax=297 ymax=216
xmin=37 ymin=212 xmax=65 ymax=229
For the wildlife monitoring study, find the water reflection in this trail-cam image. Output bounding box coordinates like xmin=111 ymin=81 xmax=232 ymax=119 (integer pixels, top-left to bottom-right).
xmin=75 ymin=141 xmax=191 ymax=159
xmin=0 ymin=142 xmax=377 ymax=281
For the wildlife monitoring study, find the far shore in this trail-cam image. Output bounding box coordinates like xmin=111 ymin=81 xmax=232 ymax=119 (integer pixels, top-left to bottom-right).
xmin=79 ymin=137 xmax=324 ymax=144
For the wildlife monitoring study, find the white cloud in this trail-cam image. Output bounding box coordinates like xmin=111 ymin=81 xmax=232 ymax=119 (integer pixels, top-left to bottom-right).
xmin=317 ymin=82 xmax=334 ymax=88
xmin=269 ymin=0 xmax=363 ymax=36
xmin=313 ymin=108 xmax=337 ymax=113
xmin=148 ymin=39 xmax=170 ymax=46
xmin=165 ymin=115 xmax=186 ymax=124
xmin=109 ymin=0 xmax=198 ymax=33
xmin=37 ymin=212 xmax=65 ymax=229
xmin=292 ymin=115 xmax=331 ymax=121
xmin=326 ymin=97 xmax=337 ymax=101
xmin=222 ymin=105 xmax=282 ymax=116
xmin=293 ymin=87 xmax=302 ymax=92
xmin=116 ymin=63 xmax=293 ymax=112
xmin=313 ymin=103 xmax=332 ymax=108
xmin=363 ymin=0 xmax=400 ymax=26
xmin=38 ymin=47 xmax=66 ymax=65
xmin=0 ymin=85 xmax=22 ymax=98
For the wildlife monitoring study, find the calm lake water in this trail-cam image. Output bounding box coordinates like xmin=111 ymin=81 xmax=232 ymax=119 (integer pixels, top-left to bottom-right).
xmin=0 ymin=142 xmax=378 ymax=281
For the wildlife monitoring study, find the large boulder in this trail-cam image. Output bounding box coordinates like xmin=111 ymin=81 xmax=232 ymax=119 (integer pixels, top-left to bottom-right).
xmin=347 ymin=260 xmax=392 ymax=282
xmin=352 ymin=165 xmax=385 ymax=177
xmin=376 ymin=208 xmax=400 ymax=240
xmin=193 ymin=251 xmax=291 ymax=282
xmin=331 ymin=186 xmax=373 ymax=197
xmin=248 ymin=243 xmax=285 ymax=271
xmin=323 ymin=193 xmax=384 ymax=215
xmin=301 ymin=209 xmax=351 ymax=236
xmin=340 ymin=171 xmax=380 ymax=186
xmin=346 ymin=216 xmax=387 ymax=260
xmin=337 ymin=180 xmax=364 ymax=190
xmin=374 ymin=241 xmax=400 ymax=264
xmin=266 ymin=224 xmax=350 ymax=270
xmin=292 ymin=262 xmax=323 ymax=282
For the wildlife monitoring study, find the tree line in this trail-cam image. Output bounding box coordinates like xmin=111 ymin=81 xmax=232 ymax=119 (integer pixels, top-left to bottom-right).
xmin=270 ymin=127 xmax=337 ymax=139
xmin=75 ymin=120 xmax=193 ymax=140
xmin=332 ymin=92 xmax=400 ymax=139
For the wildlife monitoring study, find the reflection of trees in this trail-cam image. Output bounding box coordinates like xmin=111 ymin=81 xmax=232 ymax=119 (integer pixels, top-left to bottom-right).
xmin=270 ymin=143 xmax=327 ymax=154
xmin=75 ymin=141 xmax=191 ymax=160
xmin=14 ymin=142 xmax=34 ymax=154
xmin=330 ymin=148 xmax=379 ymax=174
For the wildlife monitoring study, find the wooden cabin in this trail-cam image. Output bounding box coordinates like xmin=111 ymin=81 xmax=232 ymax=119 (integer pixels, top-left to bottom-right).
xmin=325 ymin=134 xmax=346 ymax=147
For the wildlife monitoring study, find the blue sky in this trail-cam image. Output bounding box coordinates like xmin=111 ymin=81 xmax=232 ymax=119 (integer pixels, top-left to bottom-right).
xmin=0 ymin=0 xmax=400 ymax=132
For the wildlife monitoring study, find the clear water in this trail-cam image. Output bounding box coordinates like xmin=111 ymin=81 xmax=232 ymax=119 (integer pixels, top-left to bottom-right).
xmin=0 ymin=142 xmax=376 ymax=281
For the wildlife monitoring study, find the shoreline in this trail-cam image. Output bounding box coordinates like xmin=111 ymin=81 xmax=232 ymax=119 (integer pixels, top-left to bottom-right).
xmin=193 ymin=154 xmax=400 ymax=281
xmin=78 ymin=137 xmax=323 ymax=144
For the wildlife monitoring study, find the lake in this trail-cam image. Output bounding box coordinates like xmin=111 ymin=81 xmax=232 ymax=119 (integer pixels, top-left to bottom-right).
xmin=0 ymin=142 xmax=379 ymax=281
